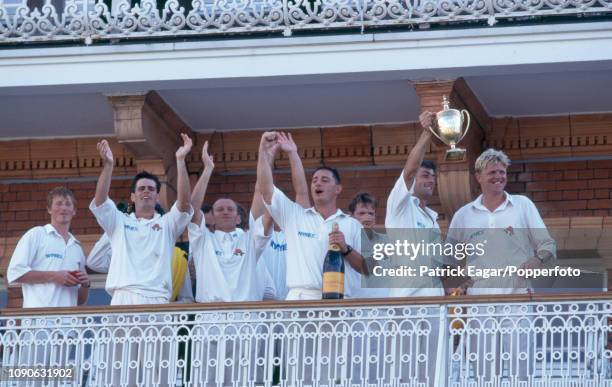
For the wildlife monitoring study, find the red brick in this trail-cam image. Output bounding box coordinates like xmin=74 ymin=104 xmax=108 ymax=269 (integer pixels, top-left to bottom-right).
xmin=15 ymin=211 xmax=29 ymax=221
xmin=594 ymin=189 xmax=610 ymax=199
xmin=588 ymin=200 xmax=612 ymax=210
xmin=556 ymin=180 xmax=584 ymax=190
xmin=517 ymin=172 xmax=532 ymax=182
xmin=578 ymin=170 xmax=594 ymax=180
xmin=563 ymin=191 xmax=578 ymax=200
xmin=526 ymin=181 xmax=556 ymax=192
xmin=587 ymin=160 xmax=612 ymax=169
xmin=0 ymin=185 xmax=9 ymax=192
xmin=525 ymin=161 xmax=586 ymax=171
xmin=590 ymin=180 xmax=612 ymax=189
xmin=8 ymin=201 xmax=39 ymax=211
xmin=579 ymin=190 xmax=594 ymax=200
xmin=548 ymin=191 xmax=563 ymax=201
xmin=533 ymin=171 xmax=563 ymax=181
xmin=594 ymin=169 xmax=609 ymax=179
xmin=508 ymin=164 xmax=524 ymax=173
xmin=563 ymin=170 xmax=578 ymax=180
xmin=2 ymin=193 xmax=16 ymax=201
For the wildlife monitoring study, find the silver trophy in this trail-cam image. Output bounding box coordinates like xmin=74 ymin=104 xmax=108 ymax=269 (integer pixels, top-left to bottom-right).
xmin=428 ymin=96 xmax=471 ymax=161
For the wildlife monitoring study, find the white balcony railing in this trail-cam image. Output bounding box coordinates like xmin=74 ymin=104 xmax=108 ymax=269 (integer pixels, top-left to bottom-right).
xmin=0 ymin=0 xmax=611 ymax=44
xmin=0 ymin=293 xmax=611 ymax=386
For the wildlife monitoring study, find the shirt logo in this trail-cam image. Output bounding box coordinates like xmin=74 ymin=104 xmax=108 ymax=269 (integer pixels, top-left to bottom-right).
xmin=270 ymin=241 xmax=287 ymax=251
xmin=45 ymin=253 xmax=63 ymax=259
xmin=469 ymin=230 xmax=484 ymax=240
xmin=416 ymin=221 xmax=427 ymax=228
xmin=215 ymin=250 xmax=223 ymax=256
xmin=124 ymin=224 xmax=138 ymax=232
xmin=298 ymin=231 xmax=317 ymax=239
xmin=234 ymin=248 xmax=245 ymax=256
xmin=152 ymin=224 xmax=162 ymax=231
xmin=504 ymin=226 xmax=515 ymax=236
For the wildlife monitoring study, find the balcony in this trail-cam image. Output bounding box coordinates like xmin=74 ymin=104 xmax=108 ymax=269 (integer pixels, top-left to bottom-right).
xmin=1 ymin=292 xmax=611 ymax=386
xmin=0 ymin=0 xmax=611 ymax=44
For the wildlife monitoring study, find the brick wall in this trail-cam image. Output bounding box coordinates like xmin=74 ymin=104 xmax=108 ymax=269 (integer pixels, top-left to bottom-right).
xmin=3 ymin=159 xmax=612 ymax=239
xmin=509 ymin=160 xmax=612 ymax=218
xmin=0 ymin=180 xmax=132 ymax=237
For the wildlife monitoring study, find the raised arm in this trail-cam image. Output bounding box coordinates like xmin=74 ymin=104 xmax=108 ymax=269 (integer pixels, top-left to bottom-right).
xmin=94 ymin=140 xmax=114 ymax=206
xmin=175 ymin=134 xmax=193 ymax=213
xmin=257 ymin=132 xmax=279 ymax=205
xmin=402 ymin=111 xmax=435 ymax=187
xmin=191 ymin=141 xmax=215 ymax=226
xmin=278 ymin=132 xmax=310 ymax=208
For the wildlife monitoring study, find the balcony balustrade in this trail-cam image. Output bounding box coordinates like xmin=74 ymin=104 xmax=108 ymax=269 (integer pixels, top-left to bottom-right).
xmin=0 ymin=293 xmax=611 ymax=386
xmin=0 ymin=0 xmax=611 ymax=44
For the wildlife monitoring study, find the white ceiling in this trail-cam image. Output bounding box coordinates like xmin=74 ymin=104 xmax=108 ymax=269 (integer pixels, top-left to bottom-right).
xmin=1 ymin=68 xmax=611 ymax=139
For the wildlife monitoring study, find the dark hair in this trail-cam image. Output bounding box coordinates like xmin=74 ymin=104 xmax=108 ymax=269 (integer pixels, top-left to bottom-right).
xmin=131 ymin=171 xmax=161 ymax=193
xmin=47 ymin=187 xmax=76 ymax=209
xmin=313 ymin=166 xmax=341 ymax=184
xmin=348 ymin=192 xmax=377 ymax=214
xmin=420 ymin=160 xmax=437 ymax=174
xmin=235 ymin=204 xmax=247 ymax=229
xmin=202 ymin=203 xmax=213 ymax=214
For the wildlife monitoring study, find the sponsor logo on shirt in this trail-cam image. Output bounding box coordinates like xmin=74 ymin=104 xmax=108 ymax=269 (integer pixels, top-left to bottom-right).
xmin=469 ymin=230 xmax=484 ymax=240
xmin=504 ymin=226 xmax=515 ymax=236
xmin=416 ymin=221 xmax=428 ymax=228
xmin=270 ymin=241 xmax=287 ymax=251
xmin=45 ymin=253 xmax=63 ymax=259
xmin=298 ymin=231 xmax=317 ymax=239
xmin=124 ymin=224 xmax=138 ymax=231
xmin=234 ymin=248 xmax=245 ymax=256
xmin=215 ymin=250 xmax=223 ymax=256
xmin=152 ymin=224 xmax=162 ymax=231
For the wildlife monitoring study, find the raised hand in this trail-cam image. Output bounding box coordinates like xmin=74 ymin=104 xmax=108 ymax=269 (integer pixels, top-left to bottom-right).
xmin=97 ymin=140 xmax=114 ymax=166
xmin=419 ymin=110 xmax=435 ymax=129
xmin=201 ymin=141 xmax=215 ymax=172
xmin=277 ymin=132 xmax=298 ymax=154
xmin=259 ymin=131 xmax=280 ymax=160
xmin=176 ymin=133 xmax=193 ymax=160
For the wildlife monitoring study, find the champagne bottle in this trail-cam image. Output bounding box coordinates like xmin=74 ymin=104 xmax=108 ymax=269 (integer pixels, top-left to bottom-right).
xmin=322 ymin=223 xmax=345 ymax=299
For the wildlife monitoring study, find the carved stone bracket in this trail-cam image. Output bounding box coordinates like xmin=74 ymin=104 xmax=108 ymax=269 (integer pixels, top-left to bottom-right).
xmin=106 ymin=91 xmax=194 ymax=211
xmin=412 ymin=78 xmax=487 ymax=217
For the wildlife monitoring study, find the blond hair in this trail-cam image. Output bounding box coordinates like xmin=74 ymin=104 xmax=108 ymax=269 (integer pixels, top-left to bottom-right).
xmin=475 ymin=149 xmax=511 ymax=173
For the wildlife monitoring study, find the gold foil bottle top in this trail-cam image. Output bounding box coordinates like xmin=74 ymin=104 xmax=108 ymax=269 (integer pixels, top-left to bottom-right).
xmin=329 ymin=222 xmax=341 ymax=251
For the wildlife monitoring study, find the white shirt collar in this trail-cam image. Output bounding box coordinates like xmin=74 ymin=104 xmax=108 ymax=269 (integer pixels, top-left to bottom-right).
xmin=305 ymin=207 xmax=347 ymax=222
xmin=472 ymin=192 xmax=514 ymax=212
xmin=129 ymin=211 xmax=162 ymax=222
xmin=214 ymin=228 xmax=241 ymax=240
xmin=44 ymin=224 xmax=78 ymax=245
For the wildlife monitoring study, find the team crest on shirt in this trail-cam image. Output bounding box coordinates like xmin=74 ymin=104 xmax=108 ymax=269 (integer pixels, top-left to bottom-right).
xmin=152 ymin=224 xmax=162 ymax=231
xmin=504 ymin=226 xmax=514 ymax=236
xmin=234 ymin=248 xmax=245 ymax=256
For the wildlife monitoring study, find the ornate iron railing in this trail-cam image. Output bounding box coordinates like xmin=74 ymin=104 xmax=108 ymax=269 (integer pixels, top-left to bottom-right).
xmin=0 ymin=0 xmax=611 ymax=44
xmin=0 ymin=293 xmax=611 ymax=386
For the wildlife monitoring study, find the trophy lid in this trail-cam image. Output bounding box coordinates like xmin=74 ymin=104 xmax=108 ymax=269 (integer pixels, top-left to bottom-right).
xmin=442 ymin=95 xmax=450 ymax=110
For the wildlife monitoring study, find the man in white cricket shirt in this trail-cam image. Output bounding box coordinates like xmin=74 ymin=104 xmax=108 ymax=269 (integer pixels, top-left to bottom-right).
xmin=89 ymin=135 xmax=194 ymax=386
xmin=260 ymin=132 xmax=310 ymax=301
xmin=187 ymin=141 xmax=274 ymax=386
xmin=7 ymin=187 xmax=89 ymax=377
xmin=383 ymin=111 xmax=446 ymax=386
xmin=257 ymin=131 xmax=368 ymax=385
xmin=447 ymin=148 xmax=556 ymax=382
